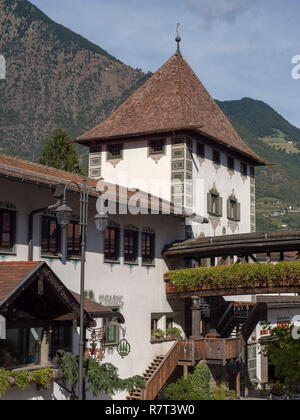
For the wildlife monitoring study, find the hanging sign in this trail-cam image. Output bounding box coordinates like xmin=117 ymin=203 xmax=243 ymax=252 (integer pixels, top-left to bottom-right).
xmin=117 ymin=339 xmax=131 ymax=358
xmin=0 ymin=315 xmax=6 ymax=339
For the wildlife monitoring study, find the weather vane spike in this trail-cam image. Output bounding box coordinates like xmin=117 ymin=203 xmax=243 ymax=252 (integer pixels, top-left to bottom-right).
xmin=175 ymin=22 xmax=182 ymax=56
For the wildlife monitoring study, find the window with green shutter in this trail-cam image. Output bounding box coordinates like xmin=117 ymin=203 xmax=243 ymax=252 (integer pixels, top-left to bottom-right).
xmin=207 ymin=188 xmax=222 ymax=217
xmin=227 ymin=195 xmax=241 ymax=222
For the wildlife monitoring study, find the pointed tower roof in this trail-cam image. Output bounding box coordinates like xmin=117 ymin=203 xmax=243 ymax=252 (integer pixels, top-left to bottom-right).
xmin=76 ymin=49 xmax=266 ymax=165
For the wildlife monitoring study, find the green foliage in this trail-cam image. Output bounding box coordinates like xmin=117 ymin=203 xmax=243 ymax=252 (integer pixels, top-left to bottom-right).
xmin=0 ymin=368 xmax=53 ymax=397
xmin=39 ymin=128 xmax=85 ymax=175
xmin=190 ymin=364 xmax=212 ymax=400
xmin=261 ymin=323 xmax=300 ymax=394
xmin=54 ymin=351 xmax=145 ymax=398
xmin=151 ymin=329 xmax=165 ymax=338
xmin=168 ymin=261 xmax=300 ymax=291
xmin=213 ymin=382 xmax=236 ymax=400
xmin=165 ymin=364 xmax=212 ymax=400
xmin=166 ymin=328 xmax=182 ymax=337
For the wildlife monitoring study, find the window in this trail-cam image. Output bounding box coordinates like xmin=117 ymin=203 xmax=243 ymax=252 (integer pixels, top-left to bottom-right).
xmin=228 ymin=156 xmax=235 ymax=171
xmin=241 ymin=162 xmax=248 ymax=176
xmin=149 ymin=139 xmax=165 ymax=155
xmin=67 ymin=221 xmax=80 ymax=257
xmin=104 ymin=226 xmax=120 ymax=261
xmin=124 ymin=228 xmax=139 ymax=263
xmin=142 ymin=231 xmax=155 ymax=265
xmin=213 ymin=149 xmax=221 ymax=165
xmin=227 ymin=196 xmax=241 ymax=222
xmin=107 ymin=143 xmax=123 ymax=160
xmin=104 ymin=307 xmax=120 ymax=346
xmin=207 ymin=189 xmax=222 ymax=217
xmin=51 ymin=326 xmax=72 ymax=354
xmin=0 ymin=209 xmax=15 ymax=251
xmin=41 ymin=216 xmax=61 ymax=256
xmin=250 ymin=166 xmax=255 ymax=178
xmin=197 ymin=143 xmax=205 ymax=158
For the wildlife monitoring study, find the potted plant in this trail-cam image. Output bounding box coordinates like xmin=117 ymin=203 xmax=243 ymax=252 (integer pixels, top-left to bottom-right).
xmin=151 ymin=329 xmax=165 ymax=341
xmin=166 ymin=327 xmax=182 ymax=340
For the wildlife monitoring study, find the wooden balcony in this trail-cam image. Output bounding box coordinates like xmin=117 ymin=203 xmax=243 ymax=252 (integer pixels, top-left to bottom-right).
xmin=177 ymin=338 xmax=241 ymax=365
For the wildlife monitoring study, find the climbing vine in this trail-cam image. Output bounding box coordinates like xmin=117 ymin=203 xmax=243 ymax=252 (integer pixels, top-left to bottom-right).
xmin=0 ymin=368 xmax=53 ymax=397
xmin=167 ymin=261 xmax=300 ymax=291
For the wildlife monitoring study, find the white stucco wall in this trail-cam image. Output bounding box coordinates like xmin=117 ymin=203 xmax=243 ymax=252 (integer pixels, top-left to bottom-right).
xmin=0 ymin=177 xmax=186 ymax=400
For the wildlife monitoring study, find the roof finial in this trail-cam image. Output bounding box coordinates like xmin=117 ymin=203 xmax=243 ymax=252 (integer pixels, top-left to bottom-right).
xmin=175 ymin=23 xmax=182 ymax=56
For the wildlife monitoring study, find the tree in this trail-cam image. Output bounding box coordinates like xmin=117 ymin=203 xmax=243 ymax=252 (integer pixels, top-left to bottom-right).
xmin=262 ymin=323 xmax=300 ymax=394
xmin=165 ymin=364 xmax=212 ymax=400
xmin=39 ymin=128 xmax=85 ymax=175
xmin=54 ymin=351 xmax=145 ymax=399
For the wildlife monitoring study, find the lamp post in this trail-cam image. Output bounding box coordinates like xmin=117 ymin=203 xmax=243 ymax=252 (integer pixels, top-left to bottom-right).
xmin=56 ymin=177 xmax=108 ymax=401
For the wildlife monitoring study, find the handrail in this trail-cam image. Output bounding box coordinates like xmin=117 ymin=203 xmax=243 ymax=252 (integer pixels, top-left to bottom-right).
xmin=145 ymin=341 xmax=179 ymax=400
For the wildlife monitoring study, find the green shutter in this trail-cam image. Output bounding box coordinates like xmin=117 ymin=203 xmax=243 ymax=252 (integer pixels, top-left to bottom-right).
xmin=236 ymin=203 xmax=241 ymax=221
xmin=227 ymin=199 xmax=231 ymax=219
xmin=217 ymin=197 xmax=223 ymax=217
xmin=207 ymin=193 xmax=212 ymax=214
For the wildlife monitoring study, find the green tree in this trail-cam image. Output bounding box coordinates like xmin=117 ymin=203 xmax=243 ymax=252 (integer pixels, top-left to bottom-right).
xmin=262 ymin=323 xmax=300 ymax=394
xmin=54 ymin=351 xmax=145 ymax=399
xmin=39 ymin=128 xmax=85 ymax=175
xmin=165 ymin=364 xmax=212 ymax=400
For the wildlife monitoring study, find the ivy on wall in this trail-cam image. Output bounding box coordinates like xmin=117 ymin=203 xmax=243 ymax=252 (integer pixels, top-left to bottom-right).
xmin=167 ymin=261 xmax=300 ymax=291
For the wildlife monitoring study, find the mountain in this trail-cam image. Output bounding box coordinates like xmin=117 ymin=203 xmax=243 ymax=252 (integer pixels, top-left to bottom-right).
xmin=0 ymin=0 xmax=150 ymax=159
xmin=217 ymin=98 xmax=300 ymax=231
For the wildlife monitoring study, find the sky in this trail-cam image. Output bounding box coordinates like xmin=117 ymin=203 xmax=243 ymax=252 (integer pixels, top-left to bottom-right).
xmin=30 ymin=0 xmax=300 ymax=128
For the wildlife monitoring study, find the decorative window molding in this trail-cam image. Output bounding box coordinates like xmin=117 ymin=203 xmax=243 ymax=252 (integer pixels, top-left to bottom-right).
xmin=207 ymin=187 xmax=222 ymax=217
xmin=148 ymin=139 xmax=166 ymax=163
xmin=227 ymin=195 xmax=241 ymax=222
xmin=0 ymin=202 xmax=16 ymax=211
xmin=107 ymin=143 xmax=123 ymax=166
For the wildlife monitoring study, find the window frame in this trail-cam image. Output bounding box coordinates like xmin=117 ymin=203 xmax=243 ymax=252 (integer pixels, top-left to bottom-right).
xmin=107 ymin=143 xmax=123 ymax=160
xmin=227 ymin=196 xmax=241 ymax=222
xmin=142 ymin=231 xmax=155 ymax=266
xmin=149 ymin=139 xmax=166 ymax=155
xmin=123 ymin=228 xmax=139 ymax=264
xmin=207 ymin=189 xmax=223 ymax=217
xmin=227 ymin=156 xmax=235 ymax=171
xmin=241 ymin=162 xmax=248 ymax=177
xmin=104 ymin=225 xmax=120 ymax=262
xmin=67 ymin=220 xmax=81 ymax=258
xmin=212 ymin=149 xmax=221 ymax=165
xmin=197 ymin=142 xmax=205 ymax=158
xmin=41 ymin=216 xmax=61 ymax=257
xmin=0 ymin=209 xmax=16 ymax=253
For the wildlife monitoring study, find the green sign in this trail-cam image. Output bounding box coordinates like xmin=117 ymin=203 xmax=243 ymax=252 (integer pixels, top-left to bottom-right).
xmin=117 ymin=339 xmax=131 ymax=358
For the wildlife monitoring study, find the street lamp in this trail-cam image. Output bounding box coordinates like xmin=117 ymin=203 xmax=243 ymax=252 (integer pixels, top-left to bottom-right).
xmin=56 ymin=177 xmax=108 ymax=400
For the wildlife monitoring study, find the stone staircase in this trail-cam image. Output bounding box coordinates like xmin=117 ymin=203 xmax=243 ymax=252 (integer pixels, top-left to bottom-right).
xmin=126 ymin=355 xmax=164 ymax=400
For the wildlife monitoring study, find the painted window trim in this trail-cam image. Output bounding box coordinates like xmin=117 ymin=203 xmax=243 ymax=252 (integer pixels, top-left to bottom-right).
xmin=207 ymin=188 xmax=223 ymax=217
xmin=107 ymin=143 xmax=123 ymax=161
xmin=148 ymin=139 xmax=166 ymax=156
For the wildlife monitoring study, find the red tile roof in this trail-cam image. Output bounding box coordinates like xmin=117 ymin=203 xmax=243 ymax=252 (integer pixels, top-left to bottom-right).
xmin=0 ymin=153 xmax=197 ymax=219
xmin=0 ymin=261 xmax=41 ymax=303
xmin=76 ymin=53 xmax=265 ymax=165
